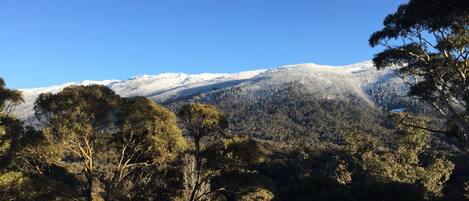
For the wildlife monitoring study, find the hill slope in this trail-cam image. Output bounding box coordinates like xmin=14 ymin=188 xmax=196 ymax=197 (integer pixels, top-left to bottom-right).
xmin=14 ymin=61 xmax=419 ymax=141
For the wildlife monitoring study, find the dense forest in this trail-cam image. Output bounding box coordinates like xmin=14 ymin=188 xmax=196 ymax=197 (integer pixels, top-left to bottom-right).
xmin=1 ymin=0 xmax=469 ymax=200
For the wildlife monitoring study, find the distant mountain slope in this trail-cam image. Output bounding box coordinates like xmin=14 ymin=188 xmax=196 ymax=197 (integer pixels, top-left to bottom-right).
xmin=13 ymin=69 xmax=266 ymax=119
xmin=162 ymin=61 xmax=400 ymax=140
xmin=13 ymin=61 xmax=423 ymax=140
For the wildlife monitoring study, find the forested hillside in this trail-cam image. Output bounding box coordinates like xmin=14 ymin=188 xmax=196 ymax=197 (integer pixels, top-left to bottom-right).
xmin=0 ymin=78 xmax=465 ymax=201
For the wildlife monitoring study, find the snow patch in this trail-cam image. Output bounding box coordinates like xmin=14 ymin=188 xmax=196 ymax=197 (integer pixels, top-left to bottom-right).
xmin=13 ymin=61 xmax=388 ymax=120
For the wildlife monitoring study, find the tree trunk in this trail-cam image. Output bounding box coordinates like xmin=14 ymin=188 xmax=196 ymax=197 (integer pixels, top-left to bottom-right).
xmin=189 ymin=137 xmax=202 ymax=201
xmin=85 ymin=169 xmax=94 ymax=201
xmin=462 ymin=125 xmax=469 ymax=151
xmin=104 ymin=183 xmax=114 ymax=201
xmin=189 ymin=182 xmax=200 ymax=201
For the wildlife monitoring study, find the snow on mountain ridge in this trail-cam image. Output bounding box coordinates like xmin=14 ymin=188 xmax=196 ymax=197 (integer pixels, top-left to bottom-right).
xmin=269 ymin=60 xmax=373 ymax=73
xmin=108 ymin=69 xmax=268 ymax=98
xmin=17 ymin=61 xmax=374 ymax=93
xmin=19 ymin=79 xmax=120 ymax=94
xmin=13 ymin=61 xmax=386 ymax=120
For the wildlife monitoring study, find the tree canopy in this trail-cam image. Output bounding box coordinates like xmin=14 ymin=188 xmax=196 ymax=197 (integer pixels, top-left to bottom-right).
xmin=21 ymin=85 xmax=187 ymax=201
xmin=370 ymin=0 xmax=469 ymax=148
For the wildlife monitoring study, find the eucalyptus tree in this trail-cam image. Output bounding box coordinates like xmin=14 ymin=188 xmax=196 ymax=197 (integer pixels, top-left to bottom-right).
xmin=370 ymin=0 xmax=469 ymax=148
xmin=28 ymin=85 xmax=186 ymax=201
xmin=177 ymin=103 xmax=227 ymax=201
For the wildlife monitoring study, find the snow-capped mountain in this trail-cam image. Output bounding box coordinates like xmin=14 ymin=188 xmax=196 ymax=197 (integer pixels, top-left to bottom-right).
xmin=13 ymin=61 xmax=409 ymax=122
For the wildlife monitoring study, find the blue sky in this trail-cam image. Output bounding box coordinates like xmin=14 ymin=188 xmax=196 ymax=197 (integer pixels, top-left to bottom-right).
xmin=0 ymin=0 xmax=408 ymax=88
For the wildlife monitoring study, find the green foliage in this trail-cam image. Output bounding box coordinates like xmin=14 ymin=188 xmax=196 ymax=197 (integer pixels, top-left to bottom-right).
xmin=0 ymin=78 xmax=79 ymax=200
xmin=32 ymin=85 xmax=121 ymax=200
xmin=0 ymin=125 xmax=11 ymax=160
xmin=23 ymin=85 xmax=187 ymax=201
xmin=370 ymin=0 xmax=469 ymax=147
xmin=102 ymin=96 xmax=187 ymax=200
xmin=178 ymin=103 xmax=228 ymax=142
xmin=206 ymin=135 xmax=275 ymax=200
xmin=237 ymin=187 xmax=274 ymax=201
xmin=177 ymin=103 xmax=228 ymax=201
xmin=34 ymin=85 xmax=120 ymax=134
xmin=205 ymin=135 xmax=267 ymax=170
xmin=0 ymin=75 xmax=467 ymax=200
xmin=0 ymin=78 xmax=24 ymax=167
xmin=118 ymin=96 xmax=187 ymax=165
xmin=169 ymin=82 xmax=389 ymax=143
xmin=345 ymin=114 xmax=454 ymax=198
xmin=0 ymin=171 xmax=28 ymax=200
xmin=2 ymin=1 xmax=469 ymax=199
xmin=0 ymin=78 xmax=23 ymax=114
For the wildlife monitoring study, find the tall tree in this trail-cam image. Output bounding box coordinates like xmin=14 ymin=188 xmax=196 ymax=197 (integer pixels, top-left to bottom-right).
xmin=177 ymin=103 xmax=227 ymax=201
xmin=34 ymin=85 xmax=120 ymax=201
xmin=369 ymin=0 xmax=469 ymax=148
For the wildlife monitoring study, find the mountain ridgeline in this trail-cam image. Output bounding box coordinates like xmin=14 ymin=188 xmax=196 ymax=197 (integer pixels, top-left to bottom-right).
xmin=15 ymin=61 xmax=423 ymax=142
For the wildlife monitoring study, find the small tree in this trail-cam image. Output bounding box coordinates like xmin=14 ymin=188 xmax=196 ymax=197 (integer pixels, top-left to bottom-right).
xmin=369 ymin=0 xmax=469 ymax=148
xmin=177 ymin=103 xmax=227 ymax=201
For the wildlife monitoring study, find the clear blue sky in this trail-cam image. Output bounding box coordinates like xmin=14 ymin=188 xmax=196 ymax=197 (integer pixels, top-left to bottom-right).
xmin=0 ymin=0 xmax=408 ymax=88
